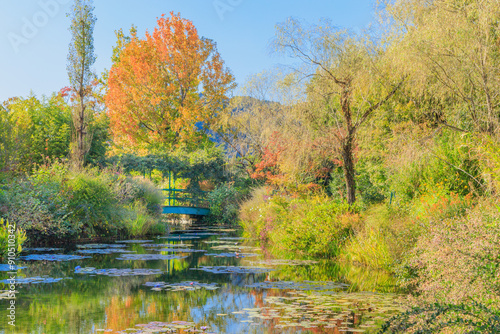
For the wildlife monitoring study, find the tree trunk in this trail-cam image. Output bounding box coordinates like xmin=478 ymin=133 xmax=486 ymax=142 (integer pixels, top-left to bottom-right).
xmin=73 ymin=95 xmax=86 ymax=169
xmin=341 ymin=134 xmax=356 ymax=205
xmin=339 ymin=84 xmax=356 ymax=205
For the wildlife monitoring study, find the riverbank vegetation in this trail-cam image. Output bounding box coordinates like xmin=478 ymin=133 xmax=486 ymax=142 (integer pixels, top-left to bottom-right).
xmin=232 ymin=1 xmax=500 ymax=331
xmin=0 ymin=160 xmax=164 ymax=243
xmin=2 ymin=0 xmax=500 ymax=331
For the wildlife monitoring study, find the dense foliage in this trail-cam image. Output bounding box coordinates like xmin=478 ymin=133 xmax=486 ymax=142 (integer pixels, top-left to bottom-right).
xmin=203 ymin=181 xmax=251 ymax=225
xmin=226 ymin=1 xmax=500 ymax=332
xmin=0 ymin=161 xmax=164 ymax=243
xmin=0 ymin=94 xmax=108 ymax=173
xmin=3 ymin=1 xmax=500 ymax=332
xmin=105 ymin=147 xmax=228 ymax=192
xmin=105 ymin=12 xmax=235 ymax=151
xmin=240 ymin=188 xmax=360 ymax=258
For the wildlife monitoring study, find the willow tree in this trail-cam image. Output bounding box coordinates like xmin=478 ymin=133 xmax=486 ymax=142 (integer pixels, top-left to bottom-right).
xmin=67 ymin=0 xmax=96 ymax=167
xmin=385 ymin=0 xmax=500 ymax=134
xmin=273 ymin=18 xmax=405 ymax=204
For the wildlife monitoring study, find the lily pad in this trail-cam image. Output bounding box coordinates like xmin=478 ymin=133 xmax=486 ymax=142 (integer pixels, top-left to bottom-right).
xmin=76 ymin=249 xmax=136 ymax=254
xmin=157 ymin=235 xmax=201 ymax=240
xmin=0 ymin=264 xmax=26 ymax=271
xmin=190 ymin=266 xmax=274 ymax=274
xmin=141 ymin=243 xmax=193 ymax=248
xmin=203 ymin=240 xmax=238 ymax=244
xmin=157 ymin=248 xmax=206 ymax=253
xmin=20 ymin=254 xmax=91 ymax=261
xmin=75 ymin=267 xmax=163 ymax=276
xmin=116 ymin=254 xmax=188 ymax=261
xmin=210 ymin=244 xmax=261 ymax=252
xmin=236 ymin=291 xmax=403 ymax=332
xmin=205 ymin=252 xmax=259 ymax=258
xmin=77 ymin=243 xmax=127 ymax=249
xmin=23 ymin=247 xmax=63 ymax=252
xmin=116 ymin=321 xmax=212 ymax=334
xmin=144 ymin=281 xmax=219 ymax=291
xmin=245 ymin=280 xmax=349 ymax=291
xmin=115 ymin=240 xmax=154 ymax=243
xmin=0 ymin=276 xmax=72 ymax=284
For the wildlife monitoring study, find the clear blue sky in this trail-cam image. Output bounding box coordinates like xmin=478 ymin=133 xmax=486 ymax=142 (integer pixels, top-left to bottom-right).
xmin=0 ymin=0 xmax=376 ymax=103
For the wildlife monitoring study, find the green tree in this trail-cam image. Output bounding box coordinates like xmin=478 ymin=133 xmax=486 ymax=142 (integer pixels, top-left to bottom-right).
xmin=1 ymin=94 xmax=72 ymax=172
xmin=0 ymin=104 xmax=16 ymax=172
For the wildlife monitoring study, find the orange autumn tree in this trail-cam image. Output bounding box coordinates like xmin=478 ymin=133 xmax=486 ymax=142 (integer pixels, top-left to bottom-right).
xmin=105 ymin=12 xmax=236 ymax=150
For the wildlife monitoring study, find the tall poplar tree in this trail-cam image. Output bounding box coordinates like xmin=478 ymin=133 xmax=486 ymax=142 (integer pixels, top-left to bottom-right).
xmin=67 ymin=0 xmax=96 ymax=167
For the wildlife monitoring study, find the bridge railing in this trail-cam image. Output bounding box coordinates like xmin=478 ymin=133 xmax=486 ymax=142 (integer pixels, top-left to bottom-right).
xmin=161 ymin=189 xmax=210 ymax=208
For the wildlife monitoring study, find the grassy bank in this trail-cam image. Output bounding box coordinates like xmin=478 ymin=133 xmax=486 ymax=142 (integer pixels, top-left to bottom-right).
xmin=0 ymin=160 xmax=165 ymax=244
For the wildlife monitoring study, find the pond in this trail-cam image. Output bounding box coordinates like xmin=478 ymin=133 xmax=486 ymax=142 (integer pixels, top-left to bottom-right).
xmin=0 ymin=224 xmax=402 ymax=333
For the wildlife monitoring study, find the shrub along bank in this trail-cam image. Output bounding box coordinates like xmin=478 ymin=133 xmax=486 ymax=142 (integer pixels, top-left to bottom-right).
xmin=0 ymin=160 xmax=165 ymax=244
xmin=240 ymin=187 xmax=361 ymax=259
xmin=203 ymin=180 xmax=252 ymax=225
xmin=239 ymin=185 xmax=500 ymax=332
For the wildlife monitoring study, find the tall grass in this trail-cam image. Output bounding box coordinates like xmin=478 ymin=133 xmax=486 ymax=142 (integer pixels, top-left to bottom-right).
xmin=124 ymin=201 xmax=166 ymax=236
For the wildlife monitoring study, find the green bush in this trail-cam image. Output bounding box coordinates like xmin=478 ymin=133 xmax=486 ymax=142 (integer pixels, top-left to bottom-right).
xmin=123 ymin=201 xmax=162 ymax=236
xmin=240 ymin=191 xmax=360 ymax=258
xmin=388 ymin=129 xmax=481 ymax=205
xmin=64 ymin=171 xmax=116 ymax=234
xmin=342 ymin=228 xmax=393 ymax=269
xmin=2 ymin=176 xmax=80 ymax=241
xmin=118 ymin=176 xmax=164 ymax=215
xmin=0 ymin=161 xmax=164 ymax=243
xmin=272 ymin=198 xmax=358 ymax=258
xmin=204 ymin=183 xmax=245 ymax=225
xmin=402 ymin=201 xmax=500 ymax=305
xmin=355 ymin=158 xmax=388 ymax=205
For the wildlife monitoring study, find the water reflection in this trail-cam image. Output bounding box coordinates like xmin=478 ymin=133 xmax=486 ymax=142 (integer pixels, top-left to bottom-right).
xmin=0 ymin=226 xmax=400 ymax=333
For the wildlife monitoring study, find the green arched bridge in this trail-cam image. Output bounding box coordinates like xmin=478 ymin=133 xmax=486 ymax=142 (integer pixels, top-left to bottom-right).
xmin=162 ymin=188 xmax=210 ymax=216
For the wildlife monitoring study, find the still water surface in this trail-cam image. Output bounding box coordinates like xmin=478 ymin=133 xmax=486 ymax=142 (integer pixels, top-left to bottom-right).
xmin=0 ymin=225 xmax=401 ymax=333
